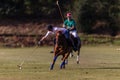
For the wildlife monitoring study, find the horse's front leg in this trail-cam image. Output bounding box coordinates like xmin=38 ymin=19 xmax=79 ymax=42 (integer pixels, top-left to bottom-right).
xmin=50 ymin=55 xmax=58 ymax=70
xmin=60 ymin=53 xmax=69 ymax=69
xmin=60 ymin=60 xmax=65 ymax=69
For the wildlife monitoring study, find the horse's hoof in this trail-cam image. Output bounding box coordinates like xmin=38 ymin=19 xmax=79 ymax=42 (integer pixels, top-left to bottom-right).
xmin=49 ymin=68 xmax=53 ymax=70
xmin=77 ymin=61 xmax=79 ymax=64
xmin=63 ymin=66 xmax=65 ymax=69
xmin=49 ymin=69 xmax=53 ymax=71
xmin=50 ymin=51 xmax=54 ymax=53
xmin=17 ymin=65 xmax=22 ymax=70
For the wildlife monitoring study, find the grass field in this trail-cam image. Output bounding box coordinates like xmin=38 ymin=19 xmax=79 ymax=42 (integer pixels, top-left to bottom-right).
xmin=0 ymin=45 xmax=120 ymax=80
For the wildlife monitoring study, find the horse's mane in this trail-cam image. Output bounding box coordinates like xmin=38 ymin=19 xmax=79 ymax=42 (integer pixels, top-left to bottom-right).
xmin=54 ymin=30 xmax=72 ymax=57
xmin=56 ymin=31 xmax=67 ymax=46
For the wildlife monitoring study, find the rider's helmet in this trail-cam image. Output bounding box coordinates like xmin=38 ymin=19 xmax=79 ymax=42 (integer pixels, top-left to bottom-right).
xmin=66 ymin=12 xmax=72 ymax=17
xmin=47 ymin=25 xmax=53 ymax=31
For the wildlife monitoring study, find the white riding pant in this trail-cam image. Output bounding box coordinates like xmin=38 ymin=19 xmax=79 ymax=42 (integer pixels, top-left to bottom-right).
xmin=70 ymin=30 xmax=78 ymax=38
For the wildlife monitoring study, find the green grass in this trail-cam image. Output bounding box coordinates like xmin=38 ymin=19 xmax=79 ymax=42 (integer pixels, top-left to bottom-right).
xmin=0 ymin=46 xmax=120 ymax=80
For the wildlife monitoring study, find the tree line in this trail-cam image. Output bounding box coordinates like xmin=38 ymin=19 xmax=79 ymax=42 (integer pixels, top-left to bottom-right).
xmin=0 ymin=0 xmax=72 ymax=18
xmin=0 ymin=0 xmax=119 ymax=36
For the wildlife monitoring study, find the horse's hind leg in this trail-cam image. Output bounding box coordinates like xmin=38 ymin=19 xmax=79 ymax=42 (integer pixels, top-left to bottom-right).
xmin=70 ymin=51 xmax=74 ymax=58
xmin=77 ymin=49 xmax=80 ymax=64
xmin=76 ymin=38 xmax=81 ymax=64
xmin=50 ymin=55 xmax=58 ymax=70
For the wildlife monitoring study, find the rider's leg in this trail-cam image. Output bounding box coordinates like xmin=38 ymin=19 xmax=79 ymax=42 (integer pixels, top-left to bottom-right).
xmin=70 ymin=31 xmax=78 ymax=51
xmin=64 ymin=30 xmax=72 ymax=46
xmin=64 ymin=30 xmax=77 ymax=51
xmin=69 ymin=36 xmax=77 ymax=51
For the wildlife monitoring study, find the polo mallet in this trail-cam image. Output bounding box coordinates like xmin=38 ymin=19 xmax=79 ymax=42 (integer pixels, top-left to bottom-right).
xmin=56 ymin=0 xmax=64 ymax=22
xmin=17 ymin=44 xmax=40 ymax=70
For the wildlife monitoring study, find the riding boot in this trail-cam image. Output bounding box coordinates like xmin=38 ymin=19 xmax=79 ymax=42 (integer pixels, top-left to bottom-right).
xmin=71 ymin=39 xmax=77 ymax=52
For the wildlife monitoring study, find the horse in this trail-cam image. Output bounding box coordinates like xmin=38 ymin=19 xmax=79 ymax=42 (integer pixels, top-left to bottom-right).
xmin=70 ymin=35 xmax=81 ymax=64
xmin=50 ymin=31 xmax=72 ymax=70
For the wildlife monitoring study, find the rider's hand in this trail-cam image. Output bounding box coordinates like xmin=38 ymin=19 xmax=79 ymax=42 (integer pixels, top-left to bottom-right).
xmin=67 ymin=28 xmax=71 ymax=31
xmin=68 ymin=27 xmax=74 ymax=31
xmin=38 ymin=40 xmax=42 ymax=45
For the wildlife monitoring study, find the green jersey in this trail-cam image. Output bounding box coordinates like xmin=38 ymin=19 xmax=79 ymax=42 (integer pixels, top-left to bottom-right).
xmin=64 ymin=19 xmax=76 ymax=29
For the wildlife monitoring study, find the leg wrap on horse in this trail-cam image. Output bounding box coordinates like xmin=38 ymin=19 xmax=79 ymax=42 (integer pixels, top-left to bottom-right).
xmin=50 ymin=56 xmax=57 ymax=70
xmin=60 ymin=61 xmax=65 ymax=69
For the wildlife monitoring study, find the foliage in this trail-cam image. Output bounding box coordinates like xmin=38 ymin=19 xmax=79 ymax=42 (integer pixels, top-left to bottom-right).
xmin=0 ymin=0 xmax=119 ymax=35
xmin=73 ymin=0 xmax=120 ymax=36
xmin=0 ymin=0 xmax=74 ymax=19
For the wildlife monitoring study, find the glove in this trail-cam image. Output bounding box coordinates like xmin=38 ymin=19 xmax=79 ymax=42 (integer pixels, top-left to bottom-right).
xmin=38 ymin=41 xmax=42 ymax=45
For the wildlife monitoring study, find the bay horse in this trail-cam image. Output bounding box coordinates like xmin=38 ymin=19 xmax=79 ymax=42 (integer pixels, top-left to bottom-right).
xmin=50 ymin=31 xmax=72 ymax=70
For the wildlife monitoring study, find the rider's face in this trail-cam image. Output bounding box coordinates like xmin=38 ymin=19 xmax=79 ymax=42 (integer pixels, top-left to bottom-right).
xmin=67 ymin=16 xmax=72 ymax=20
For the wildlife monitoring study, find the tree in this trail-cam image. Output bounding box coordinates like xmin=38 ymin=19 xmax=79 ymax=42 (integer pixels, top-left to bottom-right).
xmin=0 ymin=0 xmax=74 ymax=19
xmin=73 ymin=0 xmax=120 ymax=36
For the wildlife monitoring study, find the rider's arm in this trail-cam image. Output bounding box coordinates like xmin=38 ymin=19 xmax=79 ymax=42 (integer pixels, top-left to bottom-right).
xmin=63 ymin=20 xmax=67 ymax=28
xmin=40 ymin=31 xmax=50 ymax=41
xmin=69 ymin=26 xmax=75 ymax=30
xmin=69 ymin=20 xmax=76 ymax=30
xmin=63 ymin=24 xmax=66 ymax=28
